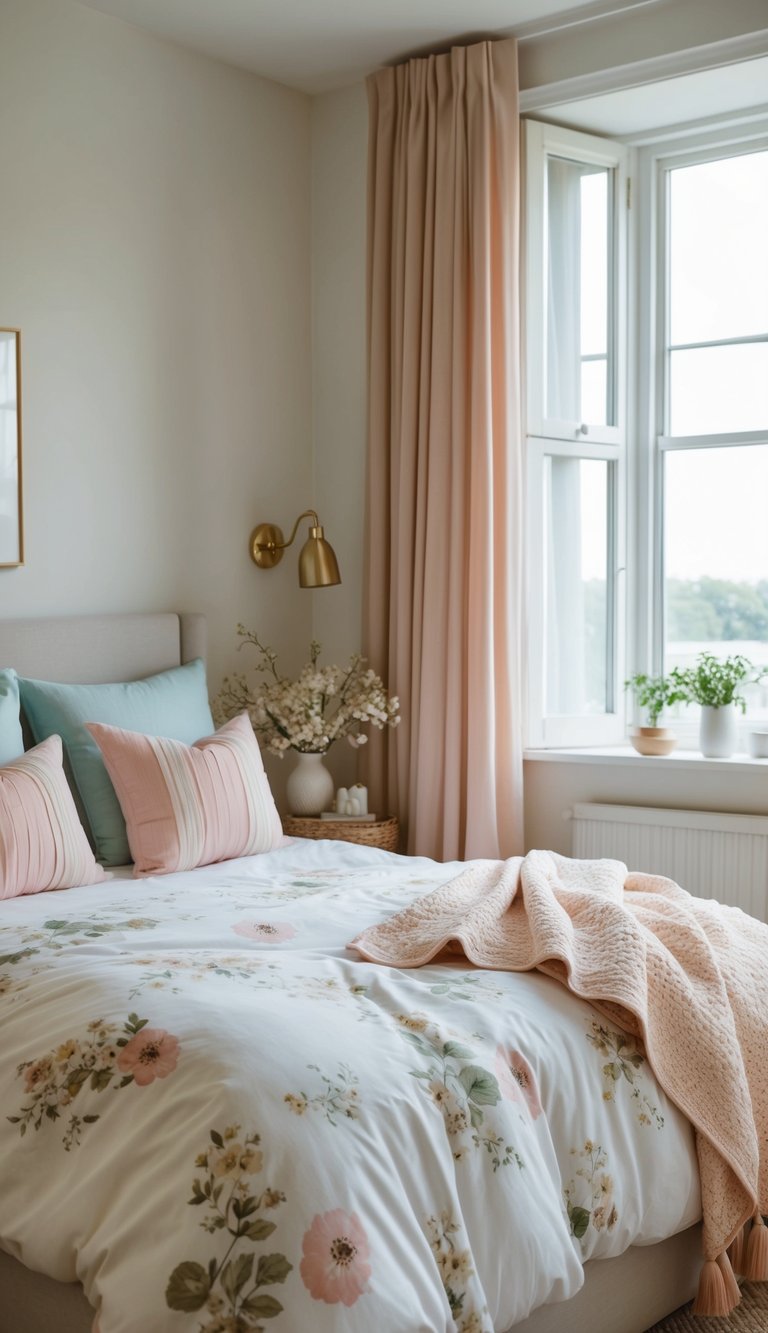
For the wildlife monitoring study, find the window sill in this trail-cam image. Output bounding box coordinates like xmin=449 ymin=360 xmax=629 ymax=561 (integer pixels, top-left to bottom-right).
xmin=523 ymin=746 xmax=768 ymax=775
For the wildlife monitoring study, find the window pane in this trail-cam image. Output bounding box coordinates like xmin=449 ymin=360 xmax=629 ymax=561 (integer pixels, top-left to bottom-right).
xmin=669 ymin=343 xmax=768 ymax=435
xmin=664 ymin=445 xmax=768 ymax=721
xmin=545 ymin=456 xmax=611 ymax=715
xmin=581 ymin=359 xmax=607 ymax=426
xmin=670 ymin=150 xmax=768 ymax=346
xmin=546 ymin=157 xmax=614 ymax=426
xmin=580 ymin=171 xmax=608 ymax=356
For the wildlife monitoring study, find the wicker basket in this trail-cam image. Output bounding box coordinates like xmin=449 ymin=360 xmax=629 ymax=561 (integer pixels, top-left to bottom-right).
xmin=282 ymin=815 xmax=400 ymax=853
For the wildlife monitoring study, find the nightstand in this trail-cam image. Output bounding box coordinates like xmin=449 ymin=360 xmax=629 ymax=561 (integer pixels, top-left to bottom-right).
xmin=281 ymin=815 xmax=400 ymax=852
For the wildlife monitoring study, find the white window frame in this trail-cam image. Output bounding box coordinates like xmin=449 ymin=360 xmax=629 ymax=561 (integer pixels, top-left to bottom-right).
xmin=635 ymin=121 xmax=768 ymax=743
xmin=525 ymin=120 xmax=629 ymax=747
xmin=525 ymin=120 xmax=628 ymax=446
xmin=527 ymin=437 xmax=626 ymax=746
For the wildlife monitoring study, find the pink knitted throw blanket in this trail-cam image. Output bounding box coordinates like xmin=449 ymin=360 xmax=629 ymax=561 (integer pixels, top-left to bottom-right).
xmin=349 ymin=850 xmax=768 ymax=1317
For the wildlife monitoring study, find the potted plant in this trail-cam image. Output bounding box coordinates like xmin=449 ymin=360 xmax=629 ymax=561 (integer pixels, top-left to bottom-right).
xmin=672 ymin=653 xmax=766 ymax=758
xmin=625 ymin=672 xmax=688 ymax=756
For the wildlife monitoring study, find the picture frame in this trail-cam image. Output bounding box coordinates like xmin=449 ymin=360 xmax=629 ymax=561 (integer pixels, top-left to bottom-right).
xmin=0 ymin=327 xmax=23 ymax=568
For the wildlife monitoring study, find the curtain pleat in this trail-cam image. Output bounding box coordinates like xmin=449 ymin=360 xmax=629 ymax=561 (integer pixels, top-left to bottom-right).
xmin=364 ymin=38 xmax=523 ymax=861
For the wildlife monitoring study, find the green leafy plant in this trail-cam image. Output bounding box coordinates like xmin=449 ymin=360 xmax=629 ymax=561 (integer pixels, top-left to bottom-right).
xmin=672 ymin=653 xmax=767 ymax=714
xmin=624 ymin=673 xmax=688 ymax=727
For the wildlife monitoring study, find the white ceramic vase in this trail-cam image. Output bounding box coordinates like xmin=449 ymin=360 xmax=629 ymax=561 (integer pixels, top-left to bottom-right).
xmin=286 ymin=752 xmax=335 ymax=816
xmin=699 ymin=704 xmax=738 ymax=758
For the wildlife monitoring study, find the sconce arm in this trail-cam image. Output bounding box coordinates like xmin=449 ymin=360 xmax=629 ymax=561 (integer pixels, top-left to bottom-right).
xmin=278 ymin=509 xmax=320 ymax=550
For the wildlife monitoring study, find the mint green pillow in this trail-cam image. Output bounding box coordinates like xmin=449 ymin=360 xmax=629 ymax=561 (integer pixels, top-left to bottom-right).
xmin=19 ymin=658 xmax=214 ymax=865
xmin=0 ymin=669 xmax=24 ymax=765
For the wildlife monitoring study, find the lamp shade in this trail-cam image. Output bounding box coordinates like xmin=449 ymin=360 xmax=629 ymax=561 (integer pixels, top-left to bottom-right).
xmin=298 ymin=524 xmax=341 ymax=588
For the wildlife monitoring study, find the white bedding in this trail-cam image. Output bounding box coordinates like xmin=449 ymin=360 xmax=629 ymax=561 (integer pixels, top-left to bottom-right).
xmin=0 ymin=840 xmax=701 ymax=1332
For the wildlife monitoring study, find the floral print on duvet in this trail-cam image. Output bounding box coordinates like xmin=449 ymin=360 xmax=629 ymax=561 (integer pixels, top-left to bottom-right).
xmin=0 ymin=842 xmax=701 ymax=1332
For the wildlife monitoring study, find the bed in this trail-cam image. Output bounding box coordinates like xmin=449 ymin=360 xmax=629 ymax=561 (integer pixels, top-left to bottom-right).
xmin=0 ymin=613 xmax=704 ymax=1333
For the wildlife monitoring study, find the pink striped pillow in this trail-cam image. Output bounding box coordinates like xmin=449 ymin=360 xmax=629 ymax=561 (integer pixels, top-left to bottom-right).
xmin=86 ymin=713 xmax=284 ymax=876
xmin=0 ymin=736 xmax=106 ymax=899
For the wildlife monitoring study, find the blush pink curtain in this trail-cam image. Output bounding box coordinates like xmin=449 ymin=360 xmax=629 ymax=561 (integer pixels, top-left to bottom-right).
xmin=364 ymin=38 xmax=524 ymax=861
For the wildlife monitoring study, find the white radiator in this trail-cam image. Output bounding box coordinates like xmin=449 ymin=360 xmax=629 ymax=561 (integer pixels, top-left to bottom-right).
xmin=571 ymin=802 xmax=768 ymax=920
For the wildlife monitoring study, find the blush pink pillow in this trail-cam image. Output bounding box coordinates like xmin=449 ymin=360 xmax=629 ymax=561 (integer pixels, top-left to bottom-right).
xmin=86 ymin=712 xmax=284 ymax=876
xmin=0 ymin=736 xmax=106 ymax=899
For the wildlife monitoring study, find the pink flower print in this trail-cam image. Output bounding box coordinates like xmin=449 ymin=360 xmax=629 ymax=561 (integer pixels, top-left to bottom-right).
xmin=300 ymin=1209 xmax=371 ymax=1306
xmin=232 ymin=920 xmax=296 ymax=943
xmin=495 ymin=1046 xmax=542 ymax=1119
xmin=116 ymin=1028 xmax=180 ymax=1087
xmin=23 ymin=1056 xmax=54 ymax=1095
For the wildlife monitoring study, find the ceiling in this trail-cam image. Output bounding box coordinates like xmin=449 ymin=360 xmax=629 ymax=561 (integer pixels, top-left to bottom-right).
xmin=77 ymin=0 xmax=645 ymax=94
xmin=76 ymin=0 xmax=768 ymax=131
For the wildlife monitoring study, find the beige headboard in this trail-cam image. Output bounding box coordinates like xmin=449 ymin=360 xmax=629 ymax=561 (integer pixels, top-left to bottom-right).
xmin=0 ymin=612 xmax=206 ymax=684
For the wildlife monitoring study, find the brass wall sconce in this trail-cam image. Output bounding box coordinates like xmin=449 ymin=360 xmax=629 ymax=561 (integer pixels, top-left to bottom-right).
xmin=249 ymin=510 xmax=341 ymax=588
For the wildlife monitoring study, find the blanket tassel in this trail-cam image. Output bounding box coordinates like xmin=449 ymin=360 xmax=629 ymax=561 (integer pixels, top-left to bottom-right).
xmin=728 ymin=1221 xmax=749 ymax=1275
xmin=692 ymin=1256 xmax=739 ymax=1317
xmin=743 ymin=1212 xmax=768 ymax=1282
xmin=716 ymin=1251 xmax=741 ymax=1307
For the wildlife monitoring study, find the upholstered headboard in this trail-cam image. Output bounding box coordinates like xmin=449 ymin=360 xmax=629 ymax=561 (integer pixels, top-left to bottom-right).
xmin=0 ymin=612 xmax=206 ymax=685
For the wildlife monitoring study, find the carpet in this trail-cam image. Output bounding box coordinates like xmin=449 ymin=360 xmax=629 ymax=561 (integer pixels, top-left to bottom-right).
xmin=646 ymin=1283 xmax=768 ymax=1332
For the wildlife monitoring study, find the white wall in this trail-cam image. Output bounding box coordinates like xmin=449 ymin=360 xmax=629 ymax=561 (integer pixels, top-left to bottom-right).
xmin=0 ymin=0 xmax=313 ymax=774
xmin=309 ymin=82 xmax=368 ymax=789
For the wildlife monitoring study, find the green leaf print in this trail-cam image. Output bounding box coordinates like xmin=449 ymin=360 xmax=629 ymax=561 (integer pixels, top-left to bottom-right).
xmin=569 ymin=1205 xmax=591 ymax=1239
xmin=221 ymin=1252 xmax=254 ymax=1301
xmin=256 ymin=1253 xmax=293 ymax=1285
xmin=563 ymin=1141 xmax=618 ymax=1249
xmin=586 ymin=1022 xmax=664 ymax=1129
xmin=10 ymin=1012 xmax=180 ymax=1149
xmin=165 ymin=1260 xmax=211 ymax=1312
xmin=458 ymin=1066 xmax=501 ymax=1107
xmin=398 ymin=1019 xmax=520 ymax=1171
xmin=0 ymin=949 xmax=38 ymax=966
xmin=401 ymin=1031 xmax=435 ymax=1057
xmin=442 ymin=1041 xmax=474 ymax=1060
xmin=166 ymin=1126 xmax=292 ymax=1329
xmin=246 ymin=1219 xmax=277 ymax=1242
xmin=241 ymin=1293 xmax=284 ymax=1319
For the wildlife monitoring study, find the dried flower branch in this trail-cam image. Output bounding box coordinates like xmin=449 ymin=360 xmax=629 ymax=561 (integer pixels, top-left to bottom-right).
xmin=214 ymin=626 xmax=400 ymax=757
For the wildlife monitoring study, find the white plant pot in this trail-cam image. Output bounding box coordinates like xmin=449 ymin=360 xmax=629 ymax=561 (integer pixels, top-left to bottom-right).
xmin=699 ymin=705 xmax=738 ymax=759
xmin=285 ymin=752 xmax=335 ymax=816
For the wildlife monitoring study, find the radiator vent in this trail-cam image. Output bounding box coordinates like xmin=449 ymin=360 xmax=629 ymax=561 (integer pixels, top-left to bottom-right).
xmin=571 ymin=803 xmax=768 ymax=920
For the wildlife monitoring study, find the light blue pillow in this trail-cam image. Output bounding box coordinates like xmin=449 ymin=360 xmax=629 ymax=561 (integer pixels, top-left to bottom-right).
xmin=0 ymin=668 xmax=24 ymax=765
xmin=19 ymin=658 xmax=214 ymax=866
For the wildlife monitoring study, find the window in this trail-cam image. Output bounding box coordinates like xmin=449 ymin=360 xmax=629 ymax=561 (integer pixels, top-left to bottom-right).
xmin=525 ymin=122 xmax=627 ymax=745
xmin=659 ymin=147 xmax=768 ymax=722
xmin=525 ymin=118 xmax=768 ymax=746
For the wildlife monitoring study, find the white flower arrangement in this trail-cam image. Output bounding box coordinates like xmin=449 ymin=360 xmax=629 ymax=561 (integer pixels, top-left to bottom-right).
xmin=215 ymin=625 xmax=400 ymax=757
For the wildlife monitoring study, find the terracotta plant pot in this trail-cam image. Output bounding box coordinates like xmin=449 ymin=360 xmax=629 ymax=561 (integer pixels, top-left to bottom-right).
xmin=630 ymin=726 xmax=677 ymax=757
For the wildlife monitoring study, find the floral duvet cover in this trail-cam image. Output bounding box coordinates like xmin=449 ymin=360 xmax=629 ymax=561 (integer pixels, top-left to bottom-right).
xmin=0 ymin=840 xmax=700 ymax=1333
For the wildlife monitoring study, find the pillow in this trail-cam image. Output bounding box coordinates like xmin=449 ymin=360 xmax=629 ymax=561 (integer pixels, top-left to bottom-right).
xmin=19 ymin=659 xmax=214 ymax=866
xmin=0 ymin=668 xmax=24 ymax=766
xmin=86 ymin=712 xmax=284 ymax=876
xmin=0 ymin=736 xmax=106 ymax=899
